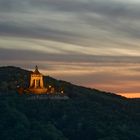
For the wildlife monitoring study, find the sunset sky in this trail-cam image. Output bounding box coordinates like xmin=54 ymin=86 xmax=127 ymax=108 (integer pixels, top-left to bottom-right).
xmin=0 ymin=0 xmax=140 ymax=98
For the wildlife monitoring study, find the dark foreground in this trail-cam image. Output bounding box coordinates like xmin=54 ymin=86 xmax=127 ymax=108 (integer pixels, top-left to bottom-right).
xmin=0 ymin=66 xmax=140 ymax=140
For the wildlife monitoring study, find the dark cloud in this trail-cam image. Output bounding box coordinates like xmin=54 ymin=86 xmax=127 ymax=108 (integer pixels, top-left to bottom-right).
xmin=0 ymin=22 xmax=84 ymax=44
xmin=1 ymin=0 xmax=140 ymax=41
xmin=0 ymin=48 xmax=140 ymax=63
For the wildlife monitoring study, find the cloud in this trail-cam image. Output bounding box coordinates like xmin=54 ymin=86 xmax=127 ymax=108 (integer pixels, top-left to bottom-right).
xmin=0 ymin=47 xmax=140 ymax=63
xmin=1 ymin=0 xmax=140 ymax=46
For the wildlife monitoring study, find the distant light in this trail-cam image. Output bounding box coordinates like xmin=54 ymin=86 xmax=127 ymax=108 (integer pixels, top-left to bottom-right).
xmin=61 ymin=91 xmax=64 ymax=94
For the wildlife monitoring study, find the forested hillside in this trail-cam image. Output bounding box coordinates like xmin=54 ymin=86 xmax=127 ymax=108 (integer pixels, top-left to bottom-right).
xmin=0 ymin=66 xmax=140 ymax=140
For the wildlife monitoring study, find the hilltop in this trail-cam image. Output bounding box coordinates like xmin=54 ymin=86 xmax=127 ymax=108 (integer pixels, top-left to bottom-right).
xmin=0 ymin=66 xmax=140 ymax=140
xmin=0 ymin=66 xmax=124 ymax=98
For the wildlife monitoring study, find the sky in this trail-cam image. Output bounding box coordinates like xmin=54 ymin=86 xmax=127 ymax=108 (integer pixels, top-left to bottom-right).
xmin=0 ymin=0 xmax=140 ymax=98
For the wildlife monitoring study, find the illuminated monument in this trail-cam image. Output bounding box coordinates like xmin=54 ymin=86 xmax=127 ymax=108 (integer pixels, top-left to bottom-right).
xmin=28 ymin=66 xmax=48 ymax=94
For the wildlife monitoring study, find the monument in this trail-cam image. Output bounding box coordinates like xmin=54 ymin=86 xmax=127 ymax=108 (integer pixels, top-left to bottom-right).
xmin=28 ymin=66 xmax=48 ymax=94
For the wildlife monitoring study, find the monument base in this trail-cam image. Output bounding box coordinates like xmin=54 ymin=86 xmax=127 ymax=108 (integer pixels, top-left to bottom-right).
xmin=27 ymin=88 xmax=48 ymax=94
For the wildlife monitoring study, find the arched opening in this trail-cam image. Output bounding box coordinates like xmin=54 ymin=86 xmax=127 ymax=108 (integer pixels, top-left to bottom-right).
xmin=36 ymin=79 xmax=41 ymax=88
xmin=31 ymin=79 xmax=35 ymax=88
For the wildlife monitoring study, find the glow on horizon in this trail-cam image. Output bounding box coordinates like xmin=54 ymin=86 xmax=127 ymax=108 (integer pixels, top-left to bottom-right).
xmin=118 ymin=93 xmax=140 ymax=98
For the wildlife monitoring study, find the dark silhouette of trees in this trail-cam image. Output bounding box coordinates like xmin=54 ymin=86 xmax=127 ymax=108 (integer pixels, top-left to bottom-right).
xmin=0 ymin=66 xmax=140 ymax=140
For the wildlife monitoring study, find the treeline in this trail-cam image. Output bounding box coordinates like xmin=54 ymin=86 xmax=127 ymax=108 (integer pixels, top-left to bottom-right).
xmin=0 ymin=92 xmax=140 ymax=140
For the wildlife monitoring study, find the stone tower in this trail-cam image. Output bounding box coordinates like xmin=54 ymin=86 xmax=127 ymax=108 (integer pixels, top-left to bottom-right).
xmin=29 ymin=66 xmax=44 ymax=88
xmin=28 ymin=66 xmax=47 ymax=94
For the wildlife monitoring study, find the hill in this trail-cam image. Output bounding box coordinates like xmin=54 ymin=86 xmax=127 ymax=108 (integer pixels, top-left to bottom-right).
xmin=0 ymin=66 xmax=140 ymax=140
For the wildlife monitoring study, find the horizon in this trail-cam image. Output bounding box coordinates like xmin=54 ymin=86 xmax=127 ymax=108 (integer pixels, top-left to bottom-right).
xmin=0 ymin=0 xmax=140 ymax=98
